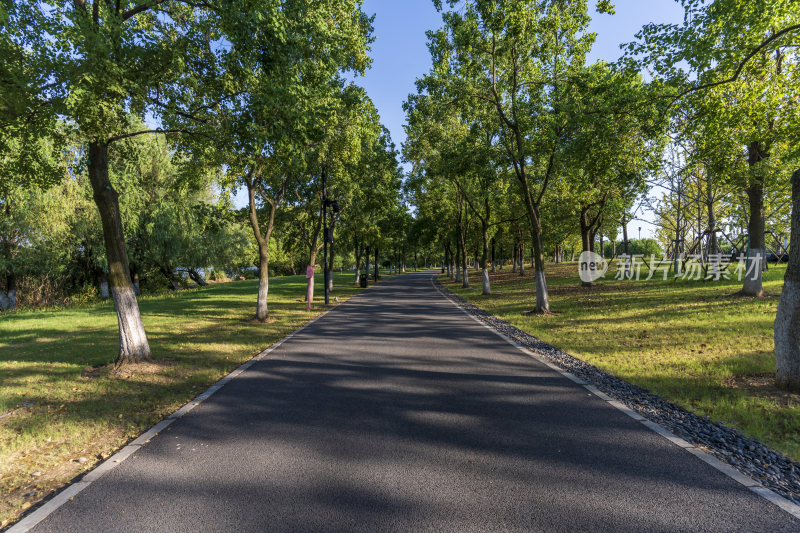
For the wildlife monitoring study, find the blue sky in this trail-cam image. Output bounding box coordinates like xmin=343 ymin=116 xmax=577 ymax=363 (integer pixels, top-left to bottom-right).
xmin=355 ymin=0 xmax=684 ymax=155
xmin=349 ymin=0 xmax=685 ymax=238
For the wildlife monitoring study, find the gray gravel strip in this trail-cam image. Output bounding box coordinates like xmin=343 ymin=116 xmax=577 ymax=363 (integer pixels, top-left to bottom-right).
xmin=433 ymin=277 xmax=800 ymax=505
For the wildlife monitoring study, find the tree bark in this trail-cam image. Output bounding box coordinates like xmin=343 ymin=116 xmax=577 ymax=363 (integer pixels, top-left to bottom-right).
xmin=455 ymin=240 xmax=462 ymax=283
xmin=87 ymin=141 xmax=152 ymax=364
xmin=707 ymin=181 xmax=718 ymax=255
xmin=187 ymin=268 xmax=208 ymax=287
xmin=365 ymin=245 xmax=370 ymax=285
xmin=512 ymin=242 xmax=517 ymax=273
xmin=373 ymin=247 xmax=379 ymax=282
xmin=353 ymin=239 xmax=361 ymax=286
xmin=246 ymin=177 xmax=278 ymax=322
xmin=580 ymin=208 xmax=594 ymax=287
xmin=0 ymin=273 xmax=16 ymax=311
xmin=775 ymin=169 xmax=800 ymax=392
xmin=460 ymin=232 xmax=469 ymax=289
xmin=743 ymin=142 xmax=767 ymax=296
xmin=327 ymin=219 xmax=335 ymax=293
xmin=622 ymin=215 xmax=630 ymax=255
xmin=481 ymin=201 xmax=491 ymax=295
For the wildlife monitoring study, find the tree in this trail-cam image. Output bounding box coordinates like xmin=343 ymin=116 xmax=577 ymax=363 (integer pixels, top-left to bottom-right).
xmin=561 ymin=63 xmax=661 ymax=285
xmin=8 ymin=0 xmax=239 ymax=363
xmin=775 ymin=170 xmax=800 ymax=392
xmin=427 ymin=0 xmax=606 ymax=312
xmin=629 ymin=0 xmax=800 ymax=296
xmin=192 ymin=0 xmax=373 ymax=321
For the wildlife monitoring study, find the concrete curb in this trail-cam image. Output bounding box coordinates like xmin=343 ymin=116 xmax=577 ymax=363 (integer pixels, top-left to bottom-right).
xmin=5 ymin=282 xmax=383 ymax=533
xmin=431 ymin=275 xmax=800 ymax=521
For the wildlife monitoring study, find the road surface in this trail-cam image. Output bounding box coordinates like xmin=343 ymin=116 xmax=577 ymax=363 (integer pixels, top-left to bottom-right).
xmin=26 ymin=272 xmax=800 ymax=532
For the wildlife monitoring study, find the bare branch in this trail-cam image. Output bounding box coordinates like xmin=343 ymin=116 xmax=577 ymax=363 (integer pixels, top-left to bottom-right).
xmin=673 ymin=24 xmax=800 ymax=102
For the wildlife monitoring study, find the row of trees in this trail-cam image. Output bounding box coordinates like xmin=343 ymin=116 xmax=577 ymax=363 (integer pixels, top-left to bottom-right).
xmin=402 ymin=0 xmax=799 ymax=391
xmin=1 ymin=1 xmax=415 ymax=366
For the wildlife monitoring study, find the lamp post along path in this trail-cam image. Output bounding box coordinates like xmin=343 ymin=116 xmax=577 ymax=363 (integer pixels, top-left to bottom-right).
xmin=322 ymin=169 xmax=339 ymax=306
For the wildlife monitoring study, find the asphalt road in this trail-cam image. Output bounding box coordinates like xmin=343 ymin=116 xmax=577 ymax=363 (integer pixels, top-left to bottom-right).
xmin=28 ymin=272 xmax=800 ymax=532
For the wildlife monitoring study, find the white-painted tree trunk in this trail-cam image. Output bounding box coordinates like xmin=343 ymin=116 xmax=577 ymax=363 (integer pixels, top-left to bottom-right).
xmin=256 ymin=260 xmax=269 ymax=321
xmin=741 ymin=248 xmax=765 ymax=297
xmin=455 ymin=265 xmax=461 ymax=283
xmin=100 ymin=280 xmax=110 ymax=299
xmin=775 ymin=280 xmax=800 ymax=391
xmin=462 ymin=267 xmax=470 ymax=288
xmin=353 ymin=268 xmax=361 ymax=286
xmin=482 ymin=268 xmax=491 ymax=295
xmin=775 ymin=169 xmax=800 ymax=392
xmin=112 ymin=285 xmax=152 ymax=363
xmin=535 ymin=270 xmax=549 ymax=313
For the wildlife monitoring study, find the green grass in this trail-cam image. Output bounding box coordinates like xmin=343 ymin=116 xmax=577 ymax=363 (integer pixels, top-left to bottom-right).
xmin=0 ymin=270 xmax=391 ymax=527
xmin=442 ymin=262 xmax=800 ymax=462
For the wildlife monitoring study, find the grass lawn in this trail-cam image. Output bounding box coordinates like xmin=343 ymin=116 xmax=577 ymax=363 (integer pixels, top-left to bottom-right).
xmin=441 ymin=262 xmax=800 ymax=463
xmin=0 ymin=270 xmax=390 ymax=528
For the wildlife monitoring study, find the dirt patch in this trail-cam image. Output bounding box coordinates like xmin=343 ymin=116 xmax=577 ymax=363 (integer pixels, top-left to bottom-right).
xmin=723 ymin=372 xmax=800 ymax=408
xmin=80 ymin=360 xmax=178 ymax=380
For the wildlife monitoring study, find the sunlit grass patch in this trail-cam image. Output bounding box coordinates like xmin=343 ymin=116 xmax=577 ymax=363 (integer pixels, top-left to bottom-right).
xmin=0 ymin=270 xmax=391 ymax=527
xmin=442 ymin=262 xmax=800 ymax=462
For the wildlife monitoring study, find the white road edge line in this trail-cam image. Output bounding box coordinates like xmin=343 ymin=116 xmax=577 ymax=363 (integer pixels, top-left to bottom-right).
xmin=5 ymin=282 xmax=384 ymax=533
xmin=430 ymin=275 xmax=800 ymax=520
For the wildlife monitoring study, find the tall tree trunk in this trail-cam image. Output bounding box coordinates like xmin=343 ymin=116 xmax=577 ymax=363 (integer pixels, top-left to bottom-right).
xmin=98 ymin=271 xmax=110 ymax=299
xmin=460 ymin=231 xmax=469 ymax=289
xmin=365 ymin=245 xmax=370 ymax=285
xmin=707 ymin=181 xmax=718 ymax=255
xmin=353 ymin=239 xmax=362 ymax=286
xmin=512 ymin=243 xmax=517 ymax=273
xmin=87 ymin=141 xmax=152 ymax=365
xmin=455 ymin=241 xmax=462 ymax=283
xmin=456 ymin=197 xmax=469 ymax=288
xmin=187 ymin=268 xmax=208 ymax=287
xmin=518 ymin=242 xmax=525 ymax=276
xmin=2 ymin=273 xmax=16 ymax=310
xmin=481 ymin=212 xmax=491 ymax=295
xmin=130 ymin=264 xmax=141 ymax=296
xmin=743 ymin=142 xmax=767 ymax=296
xmin=775 ymin=169 xmax=800 ymax=392
xmin=247 ymin=178 xmax=278 ymax=321
xmin=327 ymin=220 xmax=335 ymax=293
xmin=622 ymin=215 xmax=630 ymax=255
xmin=373 ymin=247 xmax=379 ymax=282
xmin=491 ymin=237 xmax=496 ymax=273
xmin=580 ymin=209 xmax=594 ymax=287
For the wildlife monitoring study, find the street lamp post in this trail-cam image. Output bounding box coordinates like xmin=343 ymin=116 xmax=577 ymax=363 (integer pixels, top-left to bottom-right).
xmin=322 ymin=168 xmax=338 ymax=307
